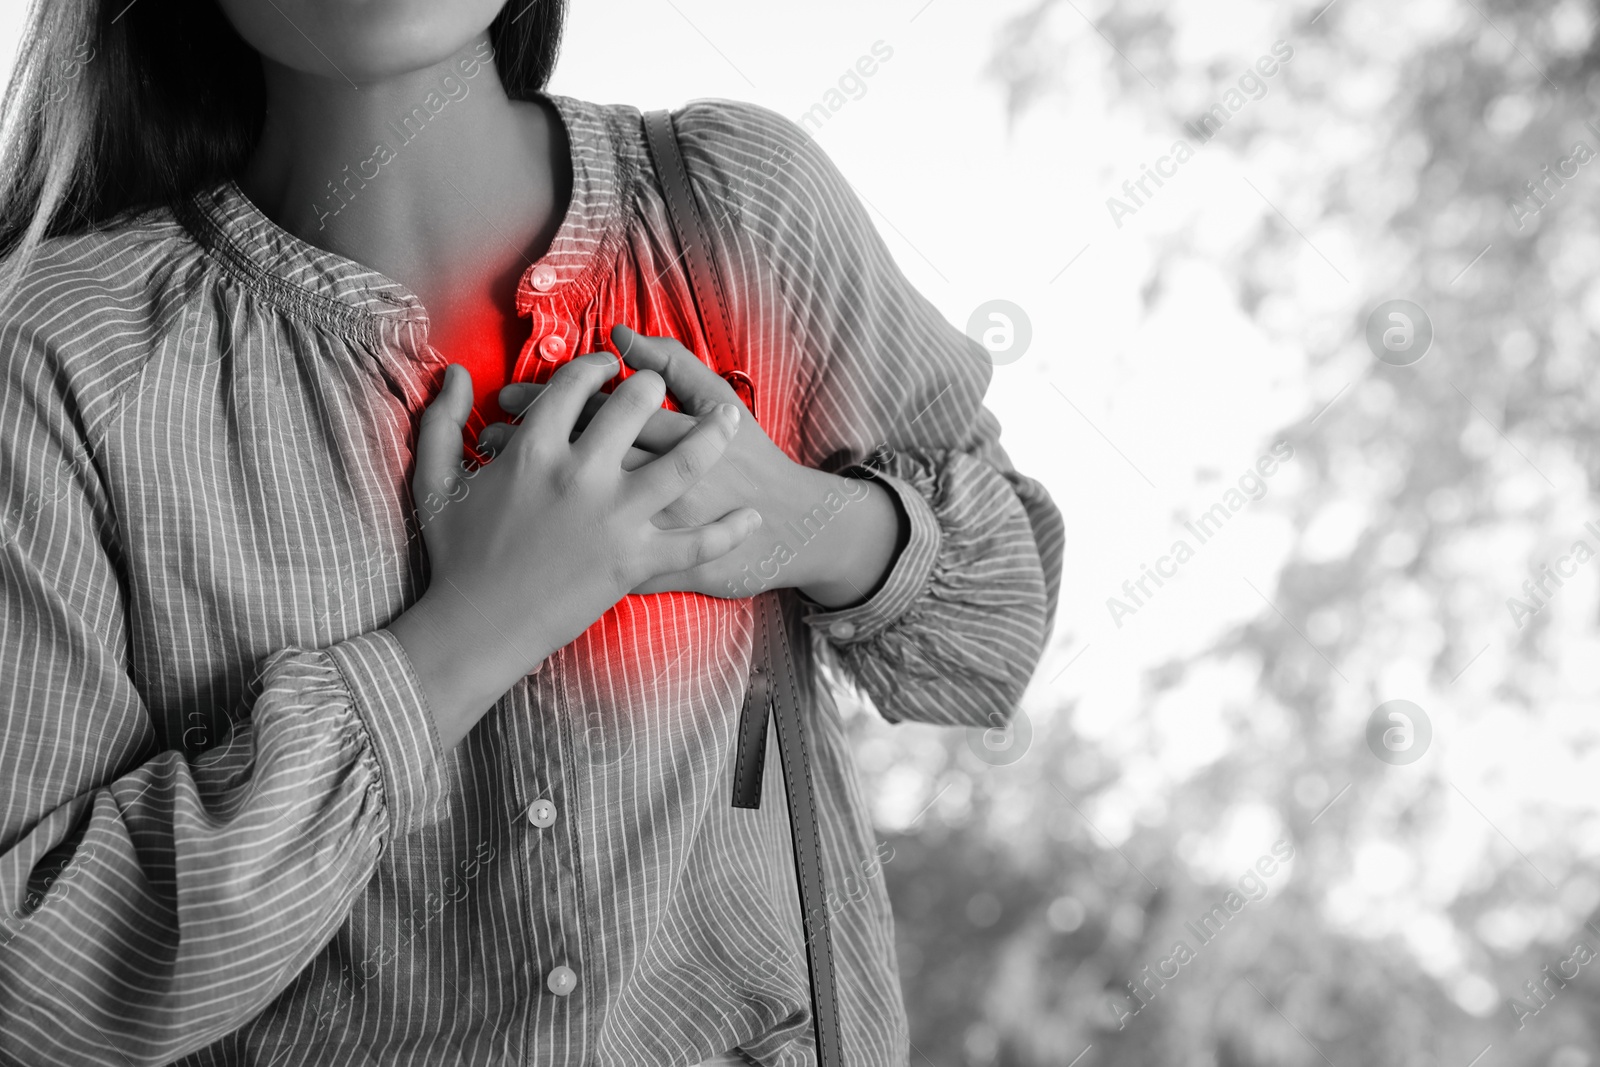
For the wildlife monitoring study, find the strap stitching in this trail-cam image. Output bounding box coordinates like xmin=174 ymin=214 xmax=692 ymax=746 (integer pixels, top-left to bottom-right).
xmin=644 ymin=112 xmax=722 ymax=373
xmin=768 ymin=593 xmax=844 ymax=1062
xmin=645 ymin=111 xmax=739 ymax=377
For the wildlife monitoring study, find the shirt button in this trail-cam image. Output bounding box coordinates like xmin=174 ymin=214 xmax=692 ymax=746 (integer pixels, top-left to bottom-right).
xmin=829 ymin=620 xmax=857 ymax=641
xmin=530 ymin=265 xmax=558 ymax=292
xmin=546 ymin=964 xmax=578 ymax=996
xmin=526 ymin=799 xmax=557 ymax=828
xmin=538 ymin=333 xmax=567 ymax=362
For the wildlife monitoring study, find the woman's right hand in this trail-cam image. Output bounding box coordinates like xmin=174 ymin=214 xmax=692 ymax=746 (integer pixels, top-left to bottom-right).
xmin=387 ymin=353 xmax=760 ymax=749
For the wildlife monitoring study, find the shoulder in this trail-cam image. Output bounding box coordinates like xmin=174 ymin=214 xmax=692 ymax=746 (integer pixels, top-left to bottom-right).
xmin=671 ymin=98 xmax=814 ymax=164
xmin=1 ymin=208 xmax=194 ymax=322
xmin=581 ymin=95 xmax=816 ymax=176
xmin=0 ymin=208 xmax=197 ymax=418
xmin=670 ymin=98 xmax=845 ymax=216
xmin=578 ymin=95 xmax=853 ymax=239
xmin=654 ymin=99 xmax=871 ymax=274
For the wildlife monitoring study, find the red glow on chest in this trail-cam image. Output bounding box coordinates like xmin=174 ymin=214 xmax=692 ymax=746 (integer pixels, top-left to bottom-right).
xmin=421 ymin=277 xmax=769 ymax=662
xmin=447 ymin=295 xmax=738 ymax=469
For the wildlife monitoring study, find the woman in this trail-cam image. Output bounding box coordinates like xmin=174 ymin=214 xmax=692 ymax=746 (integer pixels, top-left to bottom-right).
xmin=0 ymin=0 xmax=1064 ymax=1064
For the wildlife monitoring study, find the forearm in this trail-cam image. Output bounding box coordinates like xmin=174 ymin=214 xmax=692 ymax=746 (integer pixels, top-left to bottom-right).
xmin=0 ymin=634 xmax=428 ymax=1065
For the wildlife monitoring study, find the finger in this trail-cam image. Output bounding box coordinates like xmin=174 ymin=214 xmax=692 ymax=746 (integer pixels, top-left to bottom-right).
xmin=627 ymin=407 xmax=698 ymax=452
xmin=508 ymin=351 xmax=620 ymax=450
xmin=631 ymin=571 xmax=736 ymax=597
xmin=475 ymin=421 xmax=516 ymax=458
xmin=629 ymin=573 xmax=692 ymax=596
xmin=645 ymin=507 xmax=762 ymax=576
xmin=574 ymin=369 xmax=669 ymax=468
xmin=414 ymin=364 xmax=473 ymax=508
xmin=582 ymin=391 xmax=695 ymax=451
xmin=626 ymin=401 xmax=741 ymax=512
xmin=612 ymin=324 xmax=739 ymax=417
xmin=500 ymin=383 xmax=616 ymax=436
xmin=621 ymin=444 xmax=654 ymax=473
xmin=503 ymin=379 xmax=699 ymax=451
xmin=496 ymin=381 xmax=545 ymax=420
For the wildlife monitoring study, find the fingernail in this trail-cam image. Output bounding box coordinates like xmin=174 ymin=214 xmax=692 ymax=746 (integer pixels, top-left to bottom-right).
xmin=717 ymin=402 xmax=740 ymax=423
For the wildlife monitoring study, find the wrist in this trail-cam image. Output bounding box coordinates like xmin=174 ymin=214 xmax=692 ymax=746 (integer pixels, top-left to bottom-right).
xmin=388 ymin=588 xmax=538 ymax=750
xmin=792 ymin=471 xmax=904 ymax=609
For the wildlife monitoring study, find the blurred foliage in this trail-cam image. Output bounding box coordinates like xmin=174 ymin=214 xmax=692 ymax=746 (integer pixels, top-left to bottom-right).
xmin=843 ymin=0 xmax=1600 ymax=1064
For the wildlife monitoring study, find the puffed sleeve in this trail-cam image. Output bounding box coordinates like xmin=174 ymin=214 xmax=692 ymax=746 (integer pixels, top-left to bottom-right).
xmin=678 ymin=99 xmax=1065 ymax=728
xmin=0 ymin=309 xmax=447 ymax=1066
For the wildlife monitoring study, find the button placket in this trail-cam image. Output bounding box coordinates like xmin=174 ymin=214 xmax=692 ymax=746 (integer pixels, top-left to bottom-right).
xmin=541 ymin=647 xmax=594 ymax=1024
xmin=514 ymin=651 xmax=586 ymax=1023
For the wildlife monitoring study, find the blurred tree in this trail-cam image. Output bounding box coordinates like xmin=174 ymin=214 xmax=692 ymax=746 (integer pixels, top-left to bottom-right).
xmin=848 ymin=0 xmax=1600 ymax=1064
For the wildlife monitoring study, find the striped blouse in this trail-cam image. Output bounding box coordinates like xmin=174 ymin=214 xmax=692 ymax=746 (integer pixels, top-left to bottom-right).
xmin=0 ymin=92 xmax=1064 ymax=1066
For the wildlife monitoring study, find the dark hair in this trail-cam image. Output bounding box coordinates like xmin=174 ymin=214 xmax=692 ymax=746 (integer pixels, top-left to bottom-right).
xmin=0 ymin=0 xmax=567 ymax=280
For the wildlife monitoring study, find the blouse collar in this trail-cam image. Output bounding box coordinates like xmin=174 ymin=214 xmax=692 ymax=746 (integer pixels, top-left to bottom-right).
xmin=178 ymin=91 xmax=628 ymax=373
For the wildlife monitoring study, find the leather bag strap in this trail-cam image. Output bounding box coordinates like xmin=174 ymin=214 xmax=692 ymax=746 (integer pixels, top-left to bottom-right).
xmin=642 ymin=108 xmax=844 ymax=1067
xmin=747 ymin=592 xmax=845 ymax=1067
xmin=640 ymin=109 xmax=757 ymax=420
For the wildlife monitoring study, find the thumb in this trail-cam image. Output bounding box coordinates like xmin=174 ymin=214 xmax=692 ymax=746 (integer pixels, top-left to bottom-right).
xmin=414 ymin=363 xmax=474 ymax=507
xmin=612 ymin=324 xmax=735 ymax=416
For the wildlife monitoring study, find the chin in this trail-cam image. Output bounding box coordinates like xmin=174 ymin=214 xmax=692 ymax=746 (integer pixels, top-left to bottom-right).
xmin=215 ymin=0 xmax=505 ymax=83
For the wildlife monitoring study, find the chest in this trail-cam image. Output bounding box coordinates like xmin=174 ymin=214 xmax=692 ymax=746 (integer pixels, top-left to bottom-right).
xmin=108 ymin=267 xmax=797 ymax=756
xmin=424 ymin=305 xmax=523 ymax=425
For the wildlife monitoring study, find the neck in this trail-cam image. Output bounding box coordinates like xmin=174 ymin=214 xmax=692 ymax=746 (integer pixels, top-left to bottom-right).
xmin=238 ymin=34 xmax=565 ymax=305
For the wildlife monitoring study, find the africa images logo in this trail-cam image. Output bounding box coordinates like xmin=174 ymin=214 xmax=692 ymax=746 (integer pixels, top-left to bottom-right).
xmin=1364 ymin=700 xmax=1431 ymax=766
xmin=1364 ymin=299 xmax=1433 ymax=367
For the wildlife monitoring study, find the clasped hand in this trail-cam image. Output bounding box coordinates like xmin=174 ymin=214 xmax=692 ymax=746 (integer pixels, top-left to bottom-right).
xmin=480 ymin=325 xmax=897 ymax=606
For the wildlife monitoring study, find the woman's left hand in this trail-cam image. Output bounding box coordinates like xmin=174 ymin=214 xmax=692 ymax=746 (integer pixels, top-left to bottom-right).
xmin=484 ymin=325 xmax=903 ymax=606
